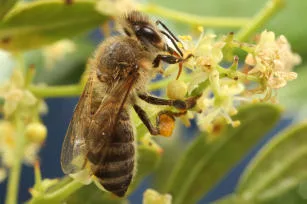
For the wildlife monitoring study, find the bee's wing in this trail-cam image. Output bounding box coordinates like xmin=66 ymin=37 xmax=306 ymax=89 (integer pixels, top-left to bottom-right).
xmin=61 ymin=72 xmax=95 ymax=174
xmin=61 ymin=68 xmax=137 ymax=174
xmin=84 ymin=72 xmax=136 ymax=164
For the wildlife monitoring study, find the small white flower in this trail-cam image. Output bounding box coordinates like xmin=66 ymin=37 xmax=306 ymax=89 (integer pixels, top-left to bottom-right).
xmin=179 ymin=30 xmax=225 ymax=71
xmin=196 ymin=74 xmax=246 ymax=133
xmin=0 ymin=69 xmax=45 ymax=169
xmin=246 ymin=30 xmax=301 ymax=89
xmin=23 ymin=143 xmax=41 ymax=165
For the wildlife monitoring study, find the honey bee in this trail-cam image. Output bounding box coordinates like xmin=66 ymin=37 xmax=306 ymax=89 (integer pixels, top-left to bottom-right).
xmin=61 ymin=11 xmax=197 ymax=197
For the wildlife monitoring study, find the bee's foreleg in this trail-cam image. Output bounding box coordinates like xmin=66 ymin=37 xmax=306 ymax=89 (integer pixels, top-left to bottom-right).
xmin=152 ymin=53 xmax=194 ymax=68
xmin=152 ymin=54 xmax=180 ymax=68
xmin=133 ymin=104 xmax=186 ymax=137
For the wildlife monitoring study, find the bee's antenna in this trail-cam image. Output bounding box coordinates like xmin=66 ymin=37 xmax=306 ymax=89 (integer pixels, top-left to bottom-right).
xmin=160 ymin=30 xmax=183 ymax=57
xmin=156 ymin=20 xmax=180 ymax=42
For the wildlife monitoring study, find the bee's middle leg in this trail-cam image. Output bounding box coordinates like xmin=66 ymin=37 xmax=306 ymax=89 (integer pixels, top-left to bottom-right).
xmin=138 ymin=93 xmax=199 ymax=110
xmin=133 ymin=104 xmax=186 ymax=137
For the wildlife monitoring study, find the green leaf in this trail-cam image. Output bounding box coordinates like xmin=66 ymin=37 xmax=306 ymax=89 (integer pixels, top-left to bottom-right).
xmin=236 ymin=123 xmax=307 ymax=203
xmin=278 ymin=65 xmax=307 ymax=118
xmin=128 ymin=144 xmax=161 ymax=193
xmin=0 ymin=0 xmax=107 ymax=51
xmin=0 ymin=0 xmax=18 ymax=20
xmin=30 ymin=39 xmax=95 ymax=85
xmin=0 ymin=50 xmax=14 ymax=84
xmin=165 ymin=103 xmax=281 ymax=204
xmin=151 ymin=128 xmax=188 ymax=191
xmin=213 ymin=194 xmax=245 ymax=204
xmin=66 ymin=184 xmax=128 ymax=204
xmin=256 ymin=179 xmax=307 ymax=204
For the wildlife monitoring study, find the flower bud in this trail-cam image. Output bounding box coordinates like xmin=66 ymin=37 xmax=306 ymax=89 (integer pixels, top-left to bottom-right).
xmin=143 ymin=189 xmax=172 ymax=204
xmin=167 ymin=80 xmax=187 ymax=100
xmin=25 ymin=122 xmax=47 ymax=144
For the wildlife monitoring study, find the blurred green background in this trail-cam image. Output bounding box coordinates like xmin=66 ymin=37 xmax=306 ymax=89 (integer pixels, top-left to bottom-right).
xmin=1 ymin=0 xmax=307 ymax=203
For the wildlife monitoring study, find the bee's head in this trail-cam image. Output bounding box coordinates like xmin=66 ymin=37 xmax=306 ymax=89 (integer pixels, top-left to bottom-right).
xmin=121 ymin=11 xmax=168 ymax=52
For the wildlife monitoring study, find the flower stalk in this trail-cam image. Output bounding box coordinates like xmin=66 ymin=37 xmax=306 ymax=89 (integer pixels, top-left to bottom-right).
xmin=28 ymin=179 xmax=83 ymax=204
xmin=139 ymin=4 xmax=250 ymax=28
xmin=5 ymin=114 xmax=26 ymax=204
xmin=236 ymin=0 xmax=285 ymax=41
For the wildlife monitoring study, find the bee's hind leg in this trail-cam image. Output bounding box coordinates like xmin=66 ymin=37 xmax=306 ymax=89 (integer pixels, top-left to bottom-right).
xmin=133 ymin=104 xmax=186 ymax=137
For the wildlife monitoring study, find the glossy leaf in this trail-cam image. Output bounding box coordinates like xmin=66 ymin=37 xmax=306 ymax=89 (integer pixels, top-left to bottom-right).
xmin=257 ymin=179 xmax=307 ymax=204
xmin=128 ymin=144 xmax=161 ymax=193
xmin=66 ymin=184 xmax=128 ymax=204
xmin=0 ymin=50 xmax=14 ymax=84
xmin=0 ymin=0 xmax=107 ymax=51
xmin=278 ymin=65 xmax=307 ymax=119
xmin=31 ymin=39 xmax=95 ymax=85
xmin=236 ymin=123 xmax=307 ymax=203
xmin=0 ymin=0 xmax=18 ymax=20
xmin=165 ymin=103 xmax=281 ymax=204
xmin=213 ymin=194 xmax=245 ymax=204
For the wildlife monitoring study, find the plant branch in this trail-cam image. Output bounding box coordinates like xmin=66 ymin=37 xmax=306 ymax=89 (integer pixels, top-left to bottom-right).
xmin=29 ymin=75 xmax=191 ymax=98
xmin=43 ymin=179 xmax=83 ymax=202
xmin=139 ymin=3 xmax=250 ymax=28
xmin=29 ymin=85 xmax=82 ymax=98
xmin=236 ymin=0 xmax=284 ymax=41
xmin=5 ymin=114 xmax=26 ymax=204
xmin=28 ymin=179 xmax=83 ymax=204
xmin=216 ymin=65 xmax=260 ymax=82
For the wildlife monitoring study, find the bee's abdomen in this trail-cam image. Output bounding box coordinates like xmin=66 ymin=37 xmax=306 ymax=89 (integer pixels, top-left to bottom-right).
xmin=94 ymin=149 xmax=134 ymax=197
xmin=91 ymin=110 xmax=135 ymax=197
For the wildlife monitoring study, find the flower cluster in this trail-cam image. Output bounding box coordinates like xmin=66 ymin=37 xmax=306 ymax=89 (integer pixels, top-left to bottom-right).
xmin=0 ymin=69 xmax=47 ymax=182
xmin=165 ymin=29 xmax=300 ymax=135
xmin=246 ymin=30 xmax=301 ymax=90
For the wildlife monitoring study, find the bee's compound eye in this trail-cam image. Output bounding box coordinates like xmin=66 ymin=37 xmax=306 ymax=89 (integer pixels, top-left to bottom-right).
xmin=135 ymin=25 xmax=161 ymax=44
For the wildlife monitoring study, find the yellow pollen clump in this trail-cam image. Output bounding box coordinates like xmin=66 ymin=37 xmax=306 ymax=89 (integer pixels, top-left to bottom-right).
xmin=158 ymin=114 xmax=175 ymax=137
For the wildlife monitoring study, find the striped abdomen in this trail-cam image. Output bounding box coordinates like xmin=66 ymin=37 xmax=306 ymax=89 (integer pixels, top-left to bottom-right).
xmin=88 ymin=109 xmax=135 ymax=197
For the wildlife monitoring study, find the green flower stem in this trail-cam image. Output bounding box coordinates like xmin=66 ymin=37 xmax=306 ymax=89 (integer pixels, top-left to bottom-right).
xmin=29 ymin=75 xmax=192 ymax=98
xmin=216 ymin=65 xmax=260 ymax=82
xmin=139 ymin=3 xmax=250 ymax=28
xmin=228 ymin=41 xmax=256 ymax=54
xmin=28 ymin=179 xmax=83 ymax=204
xmin=42 ymin=179 xmax=83 ymax=202
xmin=5 ymin=115 xmax=26 ymax=204
xmin=29 ymin=85 xmax=82 ymax=98
xmin=236 ymin=0 xmax=284 ymax=41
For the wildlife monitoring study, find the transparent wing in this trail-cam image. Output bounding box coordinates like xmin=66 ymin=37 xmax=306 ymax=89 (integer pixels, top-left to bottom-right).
xmin=84 ymin=73 xmax=136 ymax=165
xmin=61 ymin=69 xmax=136 ymax=174
xmin=60 ymin=72 xmax=95 ymax=174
